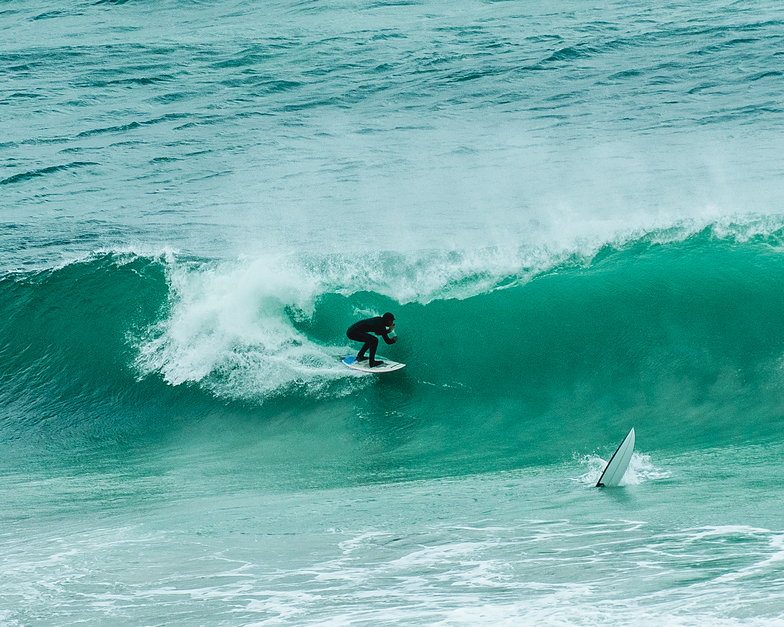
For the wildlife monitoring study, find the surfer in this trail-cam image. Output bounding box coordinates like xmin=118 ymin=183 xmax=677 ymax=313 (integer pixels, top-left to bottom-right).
xmin=346 ymin=312 xmax=397 ymax=368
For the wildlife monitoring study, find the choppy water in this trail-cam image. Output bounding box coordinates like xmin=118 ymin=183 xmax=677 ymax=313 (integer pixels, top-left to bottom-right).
xmin=3 ymin=0 xmax=784 ymax=625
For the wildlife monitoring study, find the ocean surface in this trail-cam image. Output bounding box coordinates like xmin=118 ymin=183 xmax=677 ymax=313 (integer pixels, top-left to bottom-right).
xmin=3 ymin=0 xmax=784 ymax=624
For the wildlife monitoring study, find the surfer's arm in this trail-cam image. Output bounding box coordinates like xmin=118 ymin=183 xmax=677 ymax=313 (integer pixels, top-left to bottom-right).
xmin=369 ymin=319 xmax=396 ymax=344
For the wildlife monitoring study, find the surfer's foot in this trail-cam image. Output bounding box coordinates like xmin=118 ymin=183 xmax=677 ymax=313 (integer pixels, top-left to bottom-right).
xmin=370 ymin=360 xmax=385 ymax=368
xmin=356 ymin=355 xmax=368 ymax=362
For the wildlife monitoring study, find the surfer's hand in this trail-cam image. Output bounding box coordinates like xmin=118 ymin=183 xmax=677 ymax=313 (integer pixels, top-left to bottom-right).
xmin=390 ymin=336 xmax=398 ymax=343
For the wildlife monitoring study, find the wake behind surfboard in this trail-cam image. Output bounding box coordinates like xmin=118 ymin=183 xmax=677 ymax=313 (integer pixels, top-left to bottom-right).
xmin=342 ymin=356 xmax=406 ymax=373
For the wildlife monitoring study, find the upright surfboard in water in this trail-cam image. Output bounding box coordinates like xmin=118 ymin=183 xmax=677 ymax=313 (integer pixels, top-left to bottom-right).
xmin=596 ymin=427 xmax=635 ymax=487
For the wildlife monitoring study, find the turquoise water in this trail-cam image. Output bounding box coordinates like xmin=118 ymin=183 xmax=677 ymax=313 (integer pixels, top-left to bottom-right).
xmin=3 ymin=1 xmax=784 ymax=624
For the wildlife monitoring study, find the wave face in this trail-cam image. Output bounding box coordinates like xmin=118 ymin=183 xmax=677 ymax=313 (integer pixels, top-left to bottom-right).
xmin=0 ymin=253 xmax=171 ymax=446
xmin=4 ymin=224 xmax=784 ymax=481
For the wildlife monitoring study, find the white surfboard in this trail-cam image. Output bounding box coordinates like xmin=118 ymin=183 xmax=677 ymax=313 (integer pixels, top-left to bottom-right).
xmin=342 ymin=355 xmax=406 ymax=373
xmin=596 ymin=427 xmax=635 ymax=487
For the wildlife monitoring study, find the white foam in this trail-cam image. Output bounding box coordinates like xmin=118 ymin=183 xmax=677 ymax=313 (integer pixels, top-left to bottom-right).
xmin=620 ymin=451 xmax=673 ymax=486
xmin=134 ymin=255 xmax=361 ymax=401
xmin=576 ymin=451 xmax=670 ymax=487
xmin=294 ymin=245 xmax=570 ymax=305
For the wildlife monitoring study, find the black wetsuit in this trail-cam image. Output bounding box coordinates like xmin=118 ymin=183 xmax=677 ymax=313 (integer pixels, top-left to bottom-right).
xmin=346 ymin=317 xmax=394 ymax=366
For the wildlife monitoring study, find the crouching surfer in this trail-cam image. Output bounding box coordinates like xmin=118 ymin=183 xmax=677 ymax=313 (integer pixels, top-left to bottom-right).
xmin=346 ymin=312 xmax=397 ymax=368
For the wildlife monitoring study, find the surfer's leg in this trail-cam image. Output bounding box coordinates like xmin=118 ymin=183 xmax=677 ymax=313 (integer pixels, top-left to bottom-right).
xmin=349 ymin=331 xmax=384 ymax=368
xmin=348 ymin=331 xmax=376 ymax=361
xmin=368 ymin=337 xmax=385 ymax=367
xmin=365 ymin=335 xmax=379 ymax=363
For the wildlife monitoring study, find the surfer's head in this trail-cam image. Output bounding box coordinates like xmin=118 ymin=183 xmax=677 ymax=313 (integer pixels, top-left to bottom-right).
xmin=382 ymin=312 xmax=395 ymax=327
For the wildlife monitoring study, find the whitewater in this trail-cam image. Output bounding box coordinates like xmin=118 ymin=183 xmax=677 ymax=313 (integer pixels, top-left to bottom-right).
xmin=3 ymin=0 xmax=784 ymax=625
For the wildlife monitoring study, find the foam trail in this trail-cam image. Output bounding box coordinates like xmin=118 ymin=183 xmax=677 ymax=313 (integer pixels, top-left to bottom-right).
xmin=576 ymin=452 xmax=670 ymax=487
xmin=134 ymin=256 xmax=354 ymax=401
